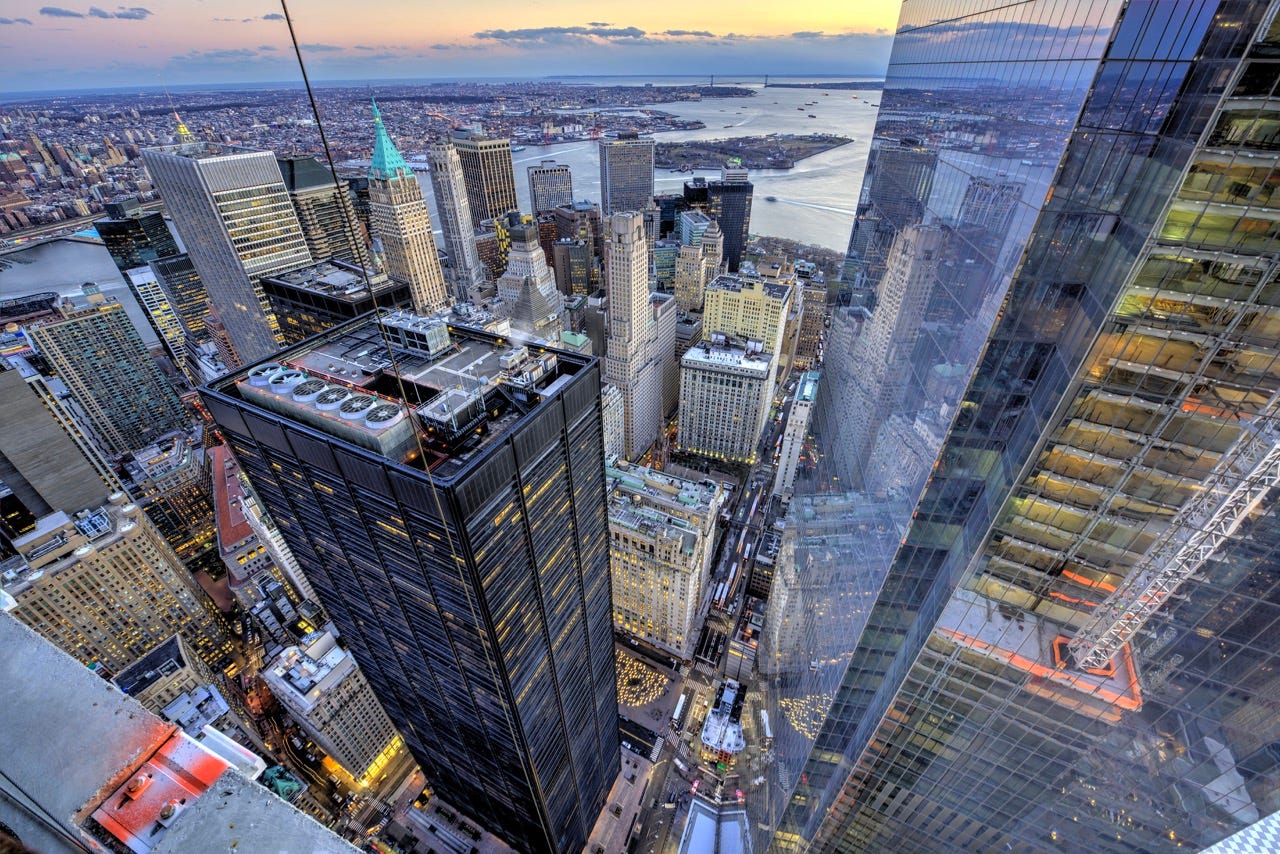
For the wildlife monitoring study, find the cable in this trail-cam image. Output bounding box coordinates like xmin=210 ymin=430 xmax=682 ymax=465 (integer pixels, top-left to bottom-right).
xmin=277 ymin=7 xmax=548 ymax=846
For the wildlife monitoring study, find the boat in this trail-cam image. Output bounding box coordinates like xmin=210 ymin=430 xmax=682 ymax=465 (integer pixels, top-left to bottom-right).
xmin=511 ymin=145 xmax=527 ymax=152
xmin=765 ymin=196 xmax=778 ymax=202
xmin=796 ymin=106 xmax=804 ymax=110
xmin=808 ymin=114 xmax=817 ymax=118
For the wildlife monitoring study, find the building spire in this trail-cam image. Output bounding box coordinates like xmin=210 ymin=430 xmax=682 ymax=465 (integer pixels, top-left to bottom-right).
xmin=173 ymin=111 xmax=193 ymax=141
xmin=369 ymin=98 xmax=410 ymax=181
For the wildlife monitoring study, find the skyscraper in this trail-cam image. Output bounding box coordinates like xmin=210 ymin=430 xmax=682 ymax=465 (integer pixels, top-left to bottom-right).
xmin=527 ymin=160 xmax=574 ymax=214
xmin=426 ymin=137 xmax=488 ymax=301
xmin=95 ymin=197 xmax=179 ymax=270
xmin=453 ymin=131 xmax=519 ymax=227
xmin=602 ymin=212 xmax=663 ymax=459
xmin=277 ymin=155 xmax=369 ymax=267
xmin=707 ymin=165 xmax=753 ymax=273
xmin=599 ymin=134 xmax=655 ymax=216
xmin=763 ymin=2 xmax=1280 ymax=852
xmin=678 ymin=339 xmax=772 ymax=465
xmin=2 ymin=492 xmax=231 ymax=674
xmin=24 ymin=290 xmax=189 ymax=457
xmin=149 ymin=253 xmax=211 ymax=344
xmin=201 ymin=310 xmax=618 ymax=853
xmin=260 ymin=259 xmax=410 ymax=345
xmin=495 ymin=211 xmax=564 ymax=341
xmin=142 ymin=141 xmax=313 ymax=366
xmin=368 ymin=102 xmax=449 ymax=314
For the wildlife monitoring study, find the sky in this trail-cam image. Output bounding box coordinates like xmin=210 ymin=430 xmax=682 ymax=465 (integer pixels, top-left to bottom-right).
xmin=1 ymin=0 xmax=900 ymax=93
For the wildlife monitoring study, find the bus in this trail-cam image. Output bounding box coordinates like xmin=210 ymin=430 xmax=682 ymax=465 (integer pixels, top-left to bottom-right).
xmin=672 ymin=692 xmax=687 ymax=729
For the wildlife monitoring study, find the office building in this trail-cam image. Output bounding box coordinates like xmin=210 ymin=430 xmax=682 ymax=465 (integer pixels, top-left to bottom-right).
xmin=552 ymin=237 xmax=595 ymax=296
xmin=678 ymin=339 xmax=772 ymax=465
xmin=795 ymin=282 xmax=827 ymax=370
xmin=113 ymin=632 xmax=219 ymax=716
xmin=24 ymin=290 xmax=189 ymax=457
xmin=95 ymin=197 xmax=179 ymax=270
xmin=453 ymin=131 xmax=519 ymax=227
xmin=607 ymin=461 xmax=722 ymax=658
xmin=773 ymin=371 xmax=818 ymax=499
xmin=426 ymin=137 xmax=488 ymax=301
xmin=602 ymin=212 xmax=664 ymax=459
xmin=527 ymin=160 xmax=573 ymax=214
xmin=651 ymin=291 xmax=678 ymax=417
xmin=495 ymin=211 xmax=564 ymax=341
xmin=702 ymin=272 xmax=792 ymax=356
xmin=150 ymin=253 xmax=212 ymax=344
xmin=143 ymin=141 xmax=313 ymax=365
xmin=368 ymin=102 xmax=449 ymax=313
xmin=122 ymin=431 xmax=217 ymax=571
xmin=553 ymin=199 xmax=604 ymax=255
xmin=765 ymin=3 xmax=1280 ymax=852
xmin=260 ymin=259 xmax=410 ymax=345
xmin=124 ymin=266 xmax=187 ymax=366
xmin=261 ymin=631 xmax=409 ymax=789
xmin=599 ymin=134 xmax=655 ymax=215
xmin=277 ymin=155 xmax=369 ymax=267
xmin=2 ymin=493 xmax=231 ymax=674
xmin=707 ymin=166 xmax=753 ymax=273
xmin=201 ymin=310 xmax=618 ymax=853
xmin=601 ymin=382 xmax=625 ymax=464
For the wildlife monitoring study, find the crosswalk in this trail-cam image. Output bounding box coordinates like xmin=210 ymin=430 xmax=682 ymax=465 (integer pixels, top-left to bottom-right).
xmin=694 ymin=661 xmax=717 ymax=677
xmin=650 ymin=736 xmax=664 ymax=763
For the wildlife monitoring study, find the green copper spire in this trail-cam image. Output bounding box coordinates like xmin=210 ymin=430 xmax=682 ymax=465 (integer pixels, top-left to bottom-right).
xmin=370 ymin=98 xmax=411 ymax=181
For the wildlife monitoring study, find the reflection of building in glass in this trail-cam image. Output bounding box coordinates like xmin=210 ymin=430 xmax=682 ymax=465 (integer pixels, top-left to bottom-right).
xmin=201 ymin=311 xmax=617 ymax=853
xmin=767 ymin=3 xmax=1280 ymax=852
xmin=607 ymin=461 xmax=722 ymax=659
xmin=840 ymin=140 xmax=936 ymax=292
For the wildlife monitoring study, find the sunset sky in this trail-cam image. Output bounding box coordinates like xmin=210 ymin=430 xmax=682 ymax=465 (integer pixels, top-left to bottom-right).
xmin=2 ymin=0 xmax=901 ymax=93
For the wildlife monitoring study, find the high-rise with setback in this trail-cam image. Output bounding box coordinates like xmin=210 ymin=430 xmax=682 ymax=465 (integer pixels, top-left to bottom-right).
xmin=142 ymin=141 xmax=313 ymax=366
xmin=757 ymin=2 xmax=1280 ymax=852
xmin=602 ymin=212 xmax=663 ymax=459
xmin=368 ymin=102 xmax=449 ymax=313
xmin=201 ymin=309 xmax=618 ymax=853
xmin=527 ymin=160 xmax=574 ymax=214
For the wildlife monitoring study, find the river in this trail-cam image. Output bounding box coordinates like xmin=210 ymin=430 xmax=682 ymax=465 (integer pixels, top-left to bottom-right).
xmin=1 ymin=82 xmax=877 ymax=344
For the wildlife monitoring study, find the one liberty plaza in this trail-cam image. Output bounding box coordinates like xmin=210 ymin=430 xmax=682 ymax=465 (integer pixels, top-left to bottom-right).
xmin=757 ymin=1 xmax=1280 ymax=853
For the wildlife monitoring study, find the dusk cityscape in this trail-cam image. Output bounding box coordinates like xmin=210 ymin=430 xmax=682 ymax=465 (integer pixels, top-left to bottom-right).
xmin=3 ymin=2 xmax=1280 ymax=854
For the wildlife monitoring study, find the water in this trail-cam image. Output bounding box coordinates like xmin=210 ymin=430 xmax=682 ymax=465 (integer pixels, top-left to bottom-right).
xmin=0 ymin=238 xmax=159 ymax=345
xmin=417 ymin=84 xmax=878 ymax=252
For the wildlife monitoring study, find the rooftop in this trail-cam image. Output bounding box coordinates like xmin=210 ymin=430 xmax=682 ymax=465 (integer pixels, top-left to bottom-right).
xmin=607 ymin=461 xmax=721 ymax=515
xmin=124 ymin=431 xmax=200 ymax=484
xmin=682 ymin=340 xmax=772 ymax=374
xmin=700 ymin=679 xmax=747 ymax=755
xmin=113 ymin=634 xmax=190 ymax=697
xmin=263 ymin=631 xmax=352 ymax=708
xmin=706 ymin=272 xmax=792 ymax=302
xmin=206 ymin=309 xmax=594 ymax=483
xmin=4 ymin=498 xmax=141 ymax=593
xmin=210 ymin=444 xmax=254 ymax=555
xmin=144 ymin=140 xmax=264 ymax=162
xmin=796 ymin=371 xmax=821 ymax=403
xmin=261 ymin=258 xmax=394 ymax=302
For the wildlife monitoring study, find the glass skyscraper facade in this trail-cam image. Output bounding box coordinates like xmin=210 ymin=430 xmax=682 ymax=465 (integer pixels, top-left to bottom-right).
xmin=200 ymin=311 xmax=618 ymax=853
xmin=754 ymin=1 xmax=1280 ymax=851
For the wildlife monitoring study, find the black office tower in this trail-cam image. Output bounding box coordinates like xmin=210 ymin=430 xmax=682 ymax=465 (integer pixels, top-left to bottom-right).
xmin=201 ymin=310 xmax=618 ymax=853
xmin=95 ymin=197 xmax=180 ymax=272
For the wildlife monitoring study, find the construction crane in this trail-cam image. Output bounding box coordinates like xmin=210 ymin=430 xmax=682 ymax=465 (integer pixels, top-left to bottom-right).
xmin=1067 ymin=395 xmax=1280 ymax=671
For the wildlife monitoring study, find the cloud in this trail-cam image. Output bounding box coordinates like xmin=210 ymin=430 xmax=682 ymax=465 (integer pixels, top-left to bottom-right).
xmin=183 ymin=47 xmax=257 ymax=61
xmin=662 ymin=29 xmax=714 ymax=38
xmin=587 ymin=21 xmax=610 ymax=27
xmin=258 ymin=44 xmax=276 ymax=50
xmin=0 ymin=16 xmax=33 ymax=24
xmin=42 ymin=5 xmax=150 ymax=19
xmin=263 ymin=13 xmax=283 ymax=20
xmin=791 ymin=31 xmax=822 ymax=39
xmin=301 ymin=42 xmax=342 ymax=52
xmin=215 ymin=13 xmax=283 ymax=23
xmin=475 ymin=25 xmax=646 ymax=43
